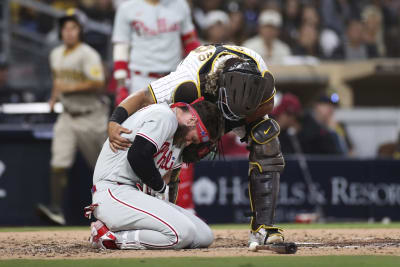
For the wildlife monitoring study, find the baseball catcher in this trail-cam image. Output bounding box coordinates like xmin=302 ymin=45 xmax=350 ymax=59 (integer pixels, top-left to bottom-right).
xmin=108 ymin=44 xmax=285 ymax=247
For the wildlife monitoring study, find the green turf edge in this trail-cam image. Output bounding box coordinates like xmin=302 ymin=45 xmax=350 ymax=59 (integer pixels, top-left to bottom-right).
xmin=0 ymin=256 xmax=399 ymax=267
xmin=1 ymin=222 xmax=400 ymax=232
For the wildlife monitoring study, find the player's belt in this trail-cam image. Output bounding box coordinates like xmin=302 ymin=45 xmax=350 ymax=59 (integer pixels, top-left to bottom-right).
xmin=64 ymin=107 xmax=93 ymax=117
xmin=133 ymin=70 xmax=169 ymax=79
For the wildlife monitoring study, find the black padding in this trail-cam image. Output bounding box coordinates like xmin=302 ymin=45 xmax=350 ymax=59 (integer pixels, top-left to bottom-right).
xmin=173 ymin=81 xmax=198 ymax=103
xmin=109 ymin=106 xmax=129 ymax=124
xmin=251 ymin=118 xmax=280 ymax=144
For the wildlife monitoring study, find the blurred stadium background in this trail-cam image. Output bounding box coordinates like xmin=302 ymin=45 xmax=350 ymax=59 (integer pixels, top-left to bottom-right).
xmin=0 ymin=0 xmax=399 ymax=226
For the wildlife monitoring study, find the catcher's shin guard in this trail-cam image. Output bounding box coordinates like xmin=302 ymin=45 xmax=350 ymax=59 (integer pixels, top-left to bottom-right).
xmin=247 ymin=119 xmax=284 ymax=236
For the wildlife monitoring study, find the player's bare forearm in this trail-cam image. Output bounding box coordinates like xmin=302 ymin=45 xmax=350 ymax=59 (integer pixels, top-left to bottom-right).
xmin=246 ymin=96 xmax=274 ymax=123
xmin=108 ymin=88 xmax=154 ymax=152
xmin=119 ymin=87 xmax=156 ymax=116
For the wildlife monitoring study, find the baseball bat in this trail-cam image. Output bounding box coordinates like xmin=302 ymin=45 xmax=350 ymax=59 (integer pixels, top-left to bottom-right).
xmin=256 ymin=242 xmax=298 ymax=254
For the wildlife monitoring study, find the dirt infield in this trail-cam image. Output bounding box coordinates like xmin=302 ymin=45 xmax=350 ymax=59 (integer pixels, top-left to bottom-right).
xmin=0 ymin=228 xmax=399 ymax=259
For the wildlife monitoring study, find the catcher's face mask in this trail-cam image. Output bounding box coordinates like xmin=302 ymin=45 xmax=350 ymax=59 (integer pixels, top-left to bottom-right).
xmin=217 ymin=60 xmax=269 ymax=121
xmin=171 ymin=97 xmax=210 ymax=143
xmin=217 ymin=86 xmax=243 ymax=121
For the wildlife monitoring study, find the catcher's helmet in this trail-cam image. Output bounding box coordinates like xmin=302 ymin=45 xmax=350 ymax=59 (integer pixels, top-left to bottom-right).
xmin=217 ymin=59 xmax=274 ymax=121
xmin=58 ymin=9 xmax=84 ymax=41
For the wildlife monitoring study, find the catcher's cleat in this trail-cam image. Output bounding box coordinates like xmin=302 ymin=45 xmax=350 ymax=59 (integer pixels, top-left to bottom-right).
xmin=36 ymin=204 xmax=66 ymax=226
xmin=248 ymin=226 xmax=284 ymax=246
xmin=90 ymin=220 xmax=118 ymax=250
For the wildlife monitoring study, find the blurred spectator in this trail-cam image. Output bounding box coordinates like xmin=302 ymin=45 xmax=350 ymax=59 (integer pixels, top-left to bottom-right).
xmin=362 ymin=5 xmax=385 ymax=57
xmin=192 ymin=0 xmax=225 ymax=34
xmin=111 ymin=0 xmax=200 ymax=104
xmin=301 ymin=4 xmax=320 ymax=28
xmin=203 ymin=10 xmax=231 ymax=44
xmin=242 ymin=0 xmax=262 ymax=38
xmin=298 ymin=94 xmax=348 ymax=155
xmin=319 ymin=28 xmax=341 ymax=58
xmin=227 ymin=1 xmax=247 ymax=45
xmin=379 ymin=0 xmax=400 ymax=57
xmin=79 ymin=0 xmax=114 ymax=23
xmin=292 ymin=23 xmax=324 ymax=58
xmin=271 ymin=93 xmax=303 ymax=154
xmin=78 ymin=0 xmax=115 ymax=56
xmin=281 ymin=0 xmax=302 ymax=48
xmin=320 ymin=0 xmax=361 ymax=38
xmin=261 ymin=0 xmax=281 ymax=12
xmin=242 ymin=9 xmax=291 ymax=64
xmin=331 ymin=19 xmax=378 ymax=60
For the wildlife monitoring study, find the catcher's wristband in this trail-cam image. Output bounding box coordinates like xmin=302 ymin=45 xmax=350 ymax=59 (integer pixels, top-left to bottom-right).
xmin=109 ymin=106 xmax=129 ymax=124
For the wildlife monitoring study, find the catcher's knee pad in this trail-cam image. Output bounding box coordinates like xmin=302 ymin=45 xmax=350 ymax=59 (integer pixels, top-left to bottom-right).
xmin=249 ymin=118 xmax=284 ymax=172
xmin=247 ymin=118 xmax=284 ymax=231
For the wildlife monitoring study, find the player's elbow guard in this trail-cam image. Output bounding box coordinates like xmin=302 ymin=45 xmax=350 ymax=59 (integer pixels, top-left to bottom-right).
xmin=113 ymin=42 xmax=130 ymax=80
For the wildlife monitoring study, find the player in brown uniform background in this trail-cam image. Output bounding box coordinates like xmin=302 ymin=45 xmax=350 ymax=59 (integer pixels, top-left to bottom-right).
xmin=37 ymin=10 xmax=108 ymax=225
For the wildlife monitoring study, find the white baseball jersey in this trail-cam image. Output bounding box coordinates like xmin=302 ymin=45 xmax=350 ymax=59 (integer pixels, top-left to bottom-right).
xmin=93 ymin=103 xmax=182 ymax=186
xmin=149 ymin=44 xmax=274 ymax=104
xmin=112 ymin=0 xmax=195 ymax=73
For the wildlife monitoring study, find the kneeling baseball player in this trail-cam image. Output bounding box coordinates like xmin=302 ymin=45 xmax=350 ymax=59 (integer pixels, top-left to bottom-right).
xmin=87 ymin=99 xmax=223 ymax=249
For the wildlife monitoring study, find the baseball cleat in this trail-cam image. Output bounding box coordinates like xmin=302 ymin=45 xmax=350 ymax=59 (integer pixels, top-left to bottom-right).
xmin=90 ymin=220 xmax=118 ymax=250
xmin=36 ymin=204 xmax=66 ymax=226
xmin=248 ymin=226 xmax=284 ymax=246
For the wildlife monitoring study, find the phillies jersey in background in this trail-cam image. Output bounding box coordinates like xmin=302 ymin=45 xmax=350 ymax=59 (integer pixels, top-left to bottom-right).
xmin=112 ymin=0 xmax=196 ymax=74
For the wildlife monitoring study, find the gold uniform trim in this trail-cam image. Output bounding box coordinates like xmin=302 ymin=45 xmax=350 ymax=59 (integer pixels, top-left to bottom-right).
xmin=249 ymin=161 xmax=263 ymax=174
xmin=195 ymin=50 xmax=239 ymax=97
xmin=147 ymin=84 xmax=157 ymax=104
xmin=260 ymin=87 xmax=276 ymax=105
xmin=195 ymin=45 xmax=216 ymax=97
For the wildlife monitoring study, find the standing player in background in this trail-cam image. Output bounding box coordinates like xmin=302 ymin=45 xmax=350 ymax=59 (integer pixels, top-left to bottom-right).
xmin=112 ymin=0 xmax=200 ymax=104
xmin=111 ymin=0 xmax=201 ymax=213
xmin=108 ymin=44 xmax=285 ymax=247
xmin=37 ymin=11 xmax=109 ymax=225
